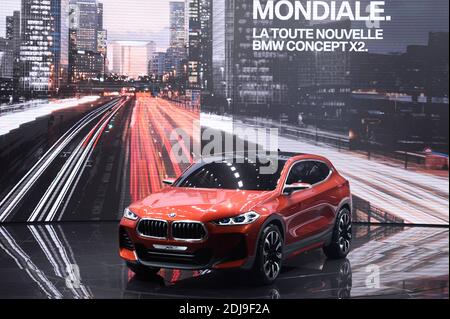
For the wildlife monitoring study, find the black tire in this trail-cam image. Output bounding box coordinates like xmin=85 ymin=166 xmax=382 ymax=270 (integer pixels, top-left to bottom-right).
xmin=323 ymin=208 xmax=352 ymax=259
xmin=251 ymin=224 xmax=284 ymax=285
xmin=126 ymin=262 xmax=160 ymax=278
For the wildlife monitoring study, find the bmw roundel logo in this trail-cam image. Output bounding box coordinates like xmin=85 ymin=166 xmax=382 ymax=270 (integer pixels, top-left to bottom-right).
xmin=168 ymin=213 xmax=177 ymax=218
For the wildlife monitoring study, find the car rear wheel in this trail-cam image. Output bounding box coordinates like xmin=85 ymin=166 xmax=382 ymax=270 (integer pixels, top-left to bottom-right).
xmin=252 ymin=224 xmax=283 ymax=285
xmin=323 ymin=208 xmax=352 ymax=259
xmin=126 ymin=262 xmax=160 ymax=278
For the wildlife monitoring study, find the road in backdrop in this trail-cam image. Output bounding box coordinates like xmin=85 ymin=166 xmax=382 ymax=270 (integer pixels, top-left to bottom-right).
xmin=0 ymin=96 xmax=198 ymax=222
xmin=0 ymin=96 xmax=448 ymax=225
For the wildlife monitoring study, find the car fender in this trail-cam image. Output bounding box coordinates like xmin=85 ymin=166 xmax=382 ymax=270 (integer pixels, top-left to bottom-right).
xmin=241 ymin=214 xmax=286 ymax=269
xmin=336 ymin=196 xmax=352 ymax=223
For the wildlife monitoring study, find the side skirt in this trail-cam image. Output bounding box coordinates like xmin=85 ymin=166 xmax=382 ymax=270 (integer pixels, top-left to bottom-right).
xmin=283 ymin=228 xmax=333 ymax=258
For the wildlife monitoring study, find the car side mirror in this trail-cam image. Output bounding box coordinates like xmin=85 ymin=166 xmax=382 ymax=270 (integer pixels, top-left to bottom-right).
xmin=162 ymin=178 xmax=176 ymax=186
xmin=283 ymin=182 xmax=312 ymax=195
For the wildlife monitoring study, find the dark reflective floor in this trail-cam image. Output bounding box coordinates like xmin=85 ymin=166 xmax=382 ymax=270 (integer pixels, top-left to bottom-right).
xmin=0 ymin=222 xmax=447 ymax=299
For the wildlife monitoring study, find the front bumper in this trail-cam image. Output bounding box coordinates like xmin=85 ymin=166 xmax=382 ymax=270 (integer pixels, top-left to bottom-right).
xmin=119 ymin=217 xmax=262 ymax=270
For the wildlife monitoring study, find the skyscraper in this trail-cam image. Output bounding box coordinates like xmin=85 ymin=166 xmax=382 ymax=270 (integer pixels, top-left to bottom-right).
xmin=230 ymin=0 xmax=294 ymax=115
xmin=169 ymin=1 xmax=186 ymax=48
xmin=19 ymin=0 xmax=69 ymax=95
xmin=146 ymin=41 xmax=156 ymax=75
xmin=211 ymin=0 xmax=235 ymax=107
xmin=5 ymin=11 xmax=21 ymax=100
xmin=199 ymin=0 xmax=212 ymax=92
xmin=168 ymin=1 xmax=187 ymax=75
xmin=146 ymin=41 xmax=156 ymax=63
xmin=69 ymin=0 xmax=98 ymax=52
xmin=112 ymin=41 xmax=151 ymax=79
xmin=148 ymin=52 xmax=167 ymax=76
xmin=212 ymin=0 xmax=226 ymax=97
xmin=0 ymin=38 xmax=13 ymax=79
xmin=6 ymin=11 xmax=20 ymax=56
xmin=187 ymin=0 xmax=200 ymax=88
xmin=2 ymin=11 xmax=20 ymax=81
xmin=69 ymin=0 xmax=106 ymax=83
xmin=96 ymin=1 xmax=103 ymax=30
xmin=6 ymin=12 xmax=20 ymax=41
xmin=186 ymin=0 xmax=212 ymax=92
xmin=96 ymin=1 xmax=107 ymax=59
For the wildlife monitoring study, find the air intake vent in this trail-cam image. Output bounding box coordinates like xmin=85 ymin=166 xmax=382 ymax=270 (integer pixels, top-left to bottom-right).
xmin=119 ymin=227 xmax=135 ymax=250
xmin=172 ymin=222 xmax=207 ymax=241
xmin=137 ymin=219 xmax=168 ymax=239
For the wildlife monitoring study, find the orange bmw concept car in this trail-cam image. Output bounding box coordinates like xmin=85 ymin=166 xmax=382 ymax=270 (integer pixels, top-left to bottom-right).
xmin=119 ymin=153 xmax=352 ymax=284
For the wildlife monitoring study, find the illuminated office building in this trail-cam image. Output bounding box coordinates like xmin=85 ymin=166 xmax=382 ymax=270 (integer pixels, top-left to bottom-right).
xmin=187 ymin=0 xmax=212 ymax=91
xmin=19 ymin=0 xmax=69 ymax=95
xmin=69 ymin=0 xmax=98 ymax=52
xmin=5 ymin=11 xmax=21 ymax=98
xmin=212 ymin=0 xmax=226 ymax=97
xmin=170 ymin=1 xmax=186 ymax=49
xmin=69 ymin=0 xmax=107 ymax=82
xmin=70 ymin=49 xmax=104 ymax=81
xmin=168 ymin=1 xmax=187 ymax=75
xmin=0 ymin=38 xmax=13 ymax=79
xmin=148 ymin=52 xmax=167 ymax=76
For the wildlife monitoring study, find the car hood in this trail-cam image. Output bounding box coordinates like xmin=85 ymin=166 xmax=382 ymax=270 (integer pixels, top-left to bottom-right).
xmin=129 ymin=187 xmax=275 ymax=221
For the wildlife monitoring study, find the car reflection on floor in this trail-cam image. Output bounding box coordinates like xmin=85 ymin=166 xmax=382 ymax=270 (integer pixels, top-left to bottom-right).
xmin=124 ymin=254 xmax=352 ymax=299
xmin=0 ymin=223 xmax=447 ymax=299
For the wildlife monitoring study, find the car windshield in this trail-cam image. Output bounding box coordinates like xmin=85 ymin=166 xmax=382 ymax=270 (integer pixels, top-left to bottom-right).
xmin=174 ymin=158 xmax=287 ymax=191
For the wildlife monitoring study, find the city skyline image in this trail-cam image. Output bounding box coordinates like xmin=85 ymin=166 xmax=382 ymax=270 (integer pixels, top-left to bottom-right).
xmin=0 ymin=0 xmax=190 ymax=97
xmin=0 ymin=0 xmax=186 ymax=79
xmin=1 ymin=0 xmax=181 ymax=42
xmin=3 ymin=0 xmax=447 ymax=52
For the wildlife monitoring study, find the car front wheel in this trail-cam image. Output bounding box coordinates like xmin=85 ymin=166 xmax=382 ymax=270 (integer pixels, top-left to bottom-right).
xmin=252 ymin=224 xmax=284 ymax=285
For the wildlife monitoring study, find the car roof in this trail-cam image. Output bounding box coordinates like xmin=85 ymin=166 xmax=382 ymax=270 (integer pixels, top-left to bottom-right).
xmin=197 ymin=151 xmax=329 ymax=163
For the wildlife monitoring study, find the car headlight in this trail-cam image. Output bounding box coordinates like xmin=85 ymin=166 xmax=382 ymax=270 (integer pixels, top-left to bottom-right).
xmin=214 ymin=211 xmax=260 ymax=226
xmin=123 ymin=208 xmax=139 ymax=221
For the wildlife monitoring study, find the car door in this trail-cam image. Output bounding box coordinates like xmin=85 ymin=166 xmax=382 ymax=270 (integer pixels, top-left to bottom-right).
xmin=279 ymin=160 xmax=333 ymax=247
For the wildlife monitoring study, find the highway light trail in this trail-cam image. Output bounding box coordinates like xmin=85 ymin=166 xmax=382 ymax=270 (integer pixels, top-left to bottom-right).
xmin=0 ymin=95 xmax=199 ymax=221
xmin=130 ymin=97 xmax=163 ymax=201
xmin=150 ymin=99 xmax=194 ymax=170
xmin=157 ymin=99 xmax=200 ymax=148
xmin=0 ymin=98 xmax=123 ymax=222
xmin=29 ymin=98 xmax=128 ymax=222
xmin=129 ymin=96 xmax=198 ymax=203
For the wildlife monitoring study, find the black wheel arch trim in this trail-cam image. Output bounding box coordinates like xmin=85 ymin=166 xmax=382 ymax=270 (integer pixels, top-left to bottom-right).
xmin=336 ymin=197 xmax=352 ymax=223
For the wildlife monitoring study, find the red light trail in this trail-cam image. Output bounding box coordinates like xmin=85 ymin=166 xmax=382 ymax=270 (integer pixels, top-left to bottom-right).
xmin=129 ymin=95 xmax=199 ymax=203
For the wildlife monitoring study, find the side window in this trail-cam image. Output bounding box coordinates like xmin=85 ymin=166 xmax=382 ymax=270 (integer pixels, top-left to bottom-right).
xmin=286 ymin=162 xmax=309 ymax=185
xmin=286 ymin=161 xmax=331 ymax=186
xmin=308 ymin=161 xmax=331 ymax=184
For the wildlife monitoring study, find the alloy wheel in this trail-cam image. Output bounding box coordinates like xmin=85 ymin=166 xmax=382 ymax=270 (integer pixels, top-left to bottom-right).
xmin=338 ymin=211 xmax=352 ymax=254
xmin=262 ymin=230 xmax=283 ymax=280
